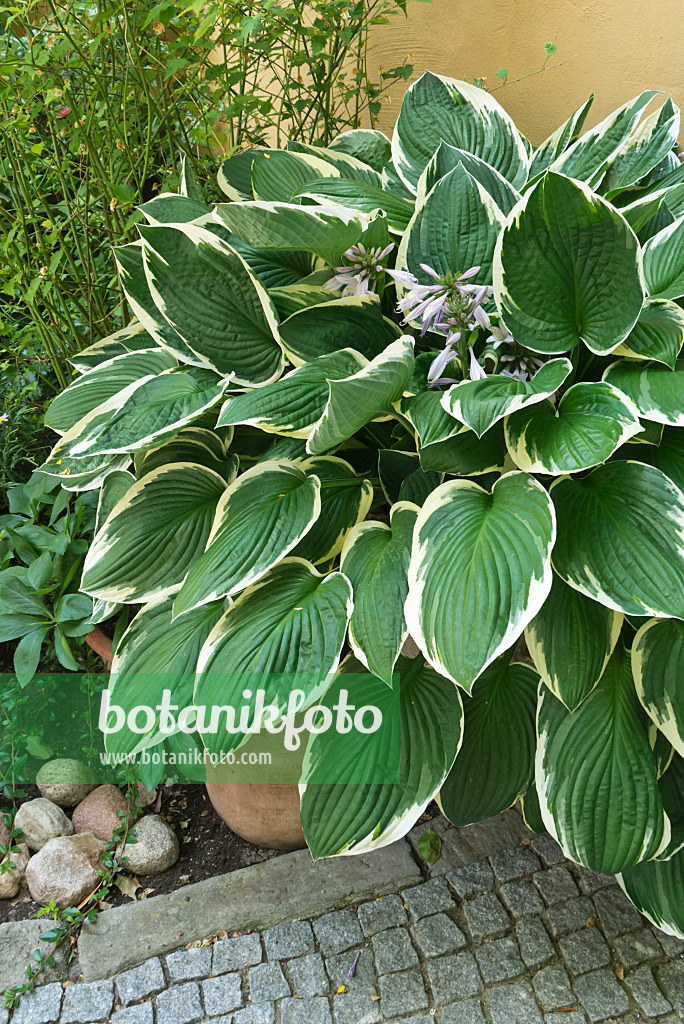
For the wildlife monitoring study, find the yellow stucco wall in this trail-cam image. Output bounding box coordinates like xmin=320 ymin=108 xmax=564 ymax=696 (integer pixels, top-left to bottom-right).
xmin=372 ymin=0 xmax=684 ymax=145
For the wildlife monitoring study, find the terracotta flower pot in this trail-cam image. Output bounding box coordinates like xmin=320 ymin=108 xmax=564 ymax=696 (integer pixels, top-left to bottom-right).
xmin=85 ymin=626 xmax=114 ymax=670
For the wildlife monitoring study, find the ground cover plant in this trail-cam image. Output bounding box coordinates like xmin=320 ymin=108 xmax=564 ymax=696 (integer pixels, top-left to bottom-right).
xmin=38 ymin=72 xmax=684 ymax=938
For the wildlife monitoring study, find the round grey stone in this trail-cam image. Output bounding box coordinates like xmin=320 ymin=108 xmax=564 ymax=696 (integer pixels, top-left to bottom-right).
xmin=119 ymin=814 xmax=179 ymax=875
xmin=36 ymin=759 xmax=98 ymax=807
xmin=14 ymin=798 xmax=74 ymax=851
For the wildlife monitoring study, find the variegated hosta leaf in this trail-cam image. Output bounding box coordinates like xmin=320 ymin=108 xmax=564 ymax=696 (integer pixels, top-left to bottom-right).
xmin=619 ymin=846 xmax=684 ymax=939
xmin=45 ymin=349 xmax=176 ymax=434
xmin=269 ymin=280 xmax=338 ymax=319
xmin=70 ymin=323 xmax=156 ymax=372
xmin=642 ymin=215 xmax=684 ymax=300
xmin=406 ymin=472 xmax=555 ymax=692
xmin=194 ymin=558 xmax=352 ymax=757
xmin=399 ymin=389 xmax=464 ymax=448
xmin=137 ymin=427 xmax=236 ymax=481
xmin=81 ymin=464 xmax=227 ymax=603
xmin=300 ymin=654 xmax=463 ymax=858
xmin=603 ymin=358 xmax=684 ymax=426
xmin=172 ymin=460 xmax=321 ymax=617
xmin=525 ymin=571 xmax=623 ymax=711
xmin=225 ymin=233 xmax=316 ymax=290
xmin=340 ymin=502 xmax=418 ymax=684
xmin=292 ymin=457 xmax=373 ymax=565
xmin=295 ymin=178 xmax=414 ymax=233
xmin=214 ymin=200 xmax=372 ymax=266
xmin=251 ymin=150 xmax=339 ymax=203
xmin=439 ymin=655 xmax=539 ymax=827
xmin=442 ymin=358 xmax=572 ymax=438
xmin=633 ymin=618 xmax=684 ymax=758
xmin=495 ymin=173 xmax=643 ymax=355
xmin=70 ymin=369 xmax=231 ymax=457
xmin=528 ymin=94 xmax=595 ymax=178
xmin=140 ymin=223 xmax=284 ymax=386
xmin=137 ymin=191 xmax=209 ymax=225
xmin=504 ymin=382 xmax=642 ymax=475
xmin=416 ymin=142 xmax=521 ymax=214
xmin=40 ymin=411 xmax=132 ymax=491
xmin=397 ymin=163 xmax=505 ymax=289
xmin=419 ymin=423 xmax=507 ymax=476
xmin=287 ymin=140 xmax=382 ymax=185
xmin=547 ymin=91 xmax=659 ymax=186
xmin=104 ymin=596 xmax=224 ymax=757
xmin=537 ymin=644 xmax=668 ymax=873
xmin=94 ymin=470 xmax=136 ymax=535
xmin=392 ymin=71 xmax=529 ymax=193
xmin=328 ymin=128 xmax=392 ymax=172
xmin=520 ymin=781 xmax=547 ymax=835
xmin=603 ymin=98 xmax=681 ymax=197
xmin=279 ymin=295 xmax=401 ymax=366
xmin=216 ymin=350 xmax=366 ymax=437
xmin=656 ymin=752 xmax=684 ymax=860
xmin=217 ymin=150 xmax=259 ymax=201
xmin=551 ymin=461 xmax=684 ymax=618
xmin=612 ymin=299 xmax=684 ymax=368
xmin=636 ymin=425 xmax=684 ymax=491
xmin=307 ymin=336 xmax=415 ymax=455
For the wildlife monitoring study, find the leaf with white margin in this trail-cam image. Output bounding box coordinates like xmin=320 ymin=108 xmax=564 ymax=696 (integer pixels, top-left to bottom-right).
xmin=494 ymin=173 xmax=644 ymax=355
xmin=603 ymin=97 xmax=681 ymax=197
xmin=547 ymin=91 xmax=659 ymax=187
xmin=137 ymin=427 xmax=235 ymax=481
xmin=551 ymin=461 xmax=684 ymax=619
xmin=70 ymin=322 xmax=156 ymax=373
xmin=71 ymin=369 xmax=231 ymax=457
xmin=419 ymin=423 xmax=508 ymax=476
xmin=214 ymin=201 xmax=372 ymax=266
xmin=619 ymin=845 xmax=684 ymax=939
xmin=294 ymin=178 xmax=414 ymax=233
xmin=528 ymin=94 xmax=595 ymax=178
xmin=504 ymin=381 xmax=642 ymax=475
xmin=406 ymin=472 xmax=555 ymax=693
xmin=251 ymin=150 xmax=339 ymax=203
xmin=536 ymin=643 xmax=668 ymax=873
xmin=603 ymin=358 xmax=684 ymax=426
xmin=81 ymin=463 xmax=227 ymax=603
xmin=216 ymin=350 xmax=366 ymax=438
xmin=612 ymin=299 xmax=684 ymax=368
xmin=172 ymin=460 xmax=321 ymax=617
xmin=633 ymin=618 xmax=684 ymax=759
xmin=140 ymin=223 xmax=284 ymax=386
xmin=287 ymin=140 xmax=382 ymax=186
xmin=300 ymin=653 xmax=463 ymax=858
xmin=279 ymin=295 xmax=401 ymax=367
xmin=40 ymin=408 xmax=133 ymax=490
xmin=340 ymin=502 xmax=418 ymax=684
xmin=439 ymin=654 xmax=539 ymax=827
xmin=392 ymin=71 xmax=529 ymax=193
xmin=104 ymin=596 xmax=224 ymax=757
xmin=307 ymin=336 xmax=415 ymax=455
xmin=397 ymin=163 xmax=505 ymax=289
xmin=442 ymin=358 xmax=572 ymax=438
xmin=525 ymin=571 xmax=623 ymax=712
xmin=643 ymin=215 xmax=684 ymax=300
xmin=45 ymin=349 xmax=176 ymax=434
xmin=94 ymin=469 xmax=136 ymax=535
xmin=328 ymin=128 xmax=392 ymax=172
xmin=292 ymin=457 xmax=373 ymax=565
xmin=416 ymin=142 xmax=521 ymax=214
xmin=217 ymin=150 xmax=259 ymax=201
xmin=399 ymin=389 xmax=464 ymax=448
xmin=194 ymin=558 xmax=352 ymax=758
xmin=635 ymin=426 xmax=684 ymax=492
xmin=655 ymin=752 xmax=684 ymax=861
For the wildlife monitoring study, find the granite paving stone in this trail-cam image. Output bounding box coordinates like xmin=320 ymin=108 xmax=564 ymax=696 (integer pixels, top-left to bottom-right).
xmin=379 ymin=968 xmax=429 ymax=1017
xmin=116 ymin=957 xmax=166 ymax=1006
xmin=287 ymin=953 xmax=328 ymax=997
xmin=441 ymin=998 xmax=486 ymax=1023
xmin=401 ymin=876 xmax=453 ymax=919
xmin=312 ymin=909 xmax=362 ymax=956
xmin=61 ymin=979 xmax=114 ymax=1023
xmin=559 ymin=927 xmax=612 ymax=976
xmin=462 ymin=892 xmax=511 ymax=940
xmin=427 ymin=952 xmax=482 ymax=1005
xmin=155 ymin=980 xmax=203 ymax=1024
xmin=411 ymin=912 xmax=467 ymax=958
xmin=529 ymin=835 xmax=566 ymax=867
xmin=489 ymin=846 xmax=541 ymax=884
xmin=201 ymin=972 xmax=244 ymax=1016
xmin=110 ymin=1005 xmax=154 ymax=1024
xmin=533 ymin=867 xmax=579 ymax=905
xmin=263 ymin=921 xmax=314 ymax=961
xmin=212 ymin=933 xmax=263 ymax=974
xmin=575 ymin=867 xmax=617 ymax=895
xmin=657 ymin=960 xmax=684 ymax=1013
xmin=500 ymin=880 xmax=545 ymax=917
xmin=475 ymin=934 xmax=525 ymax=984
xmin=357 ymin=894 xmax=407 ymax=936
xmin=545 ymin=897 xmax=596 ymax=939
xmin=332 ymin=990 xmax=382 ymax=1024
xmin=165 ymin=945 xmax=212 ymax=983
xmin=657 ymin=931 xmax=684 ymax=959
xmin=248 ymin=962 xmax=289 ymax=1003
xmin=11 ymin=983 xmax=63 ymax=1024
xmin=233 ymin=1005 xmax=275 ymax=1024
xmin=372 ymin=926 xmax=419 ymax=975
xmin=280 ymin=996 xmax=332 ymax=1024
xmin=543 ymin=1015 xmax=587 ymax=1024
xmin=572 ymin=968 xmax=630 ymax=1022
xmin=612 ymin=927 xmax=663 ymax=969
xmin=623 ymin=963 xmax=672 ymax=1017
xmin=592 ymin=886 xmax=644 ymax=937
xmin=325 ymin=947 xmax=377 ymax=994
xmin=517 ymin=917 xmax=556 ymax=969
xmin=488 ymin=981 xmax=544 ymax=1024
xmin=446 ymin=860 xmax=495 ymax=899
xmin=532 ymin=964 xmax=574 ymax=1011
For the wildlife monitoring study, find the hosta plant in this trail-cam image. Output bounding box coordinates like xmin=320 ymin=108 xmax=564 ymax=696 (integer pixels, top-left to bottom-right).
xmin=42 ymin=73 xmax=684 ymax=937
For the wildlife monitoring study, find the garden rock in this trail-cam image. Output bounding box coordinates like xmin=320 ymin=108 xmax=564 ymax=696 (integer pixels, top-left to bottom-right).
xmin=0 ymin=812 xmax=10 ymax=847
xmin=72 ymin=784 xmax=126 ymax=842
xmin=119 ymin=814 xmax=179 ymax=875
xmin=25 ymin=833 xmax=106 ymax=908
xmin=36 ymin=759 xmax=98 ymax=807
xmin=14 ymin=798 xmax=74 ymax=851
xmin=0 ymin=842 xmax=29 ymax=898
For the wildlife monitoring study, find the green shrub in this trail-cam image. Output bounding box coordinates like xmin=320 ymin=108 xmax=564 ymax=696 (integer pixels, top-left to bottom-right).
xmin=41 ymin=73 xmax=684 ymax=937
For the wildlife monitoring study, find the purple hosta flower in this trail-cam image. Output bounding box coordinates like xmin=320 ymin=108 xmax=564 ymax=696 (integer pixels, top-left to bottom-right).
xmin=324 ymin=242 xmax=395 ymax=297
xmin=388 ymin=263 xmax=491 ymax=338
xmin=473 ymin=306 xmax=542 ymax=381
xmin=469 ymin=346 xmax=487 ymax=380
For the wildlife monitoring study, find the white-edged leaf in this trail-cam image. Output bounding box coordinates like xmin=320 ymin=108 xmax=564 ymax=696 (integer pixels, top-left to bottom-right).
xmin=279 ymin=295 xmax=400 ymax=366
xmin=603 ymin=358 xmax=684 ymax=426
xmin=612 ymin=299 xmax=684 ymax=368
xmin=643 ymin=215 xmax=684 ymax=300
xmin=292 ymin=457 xmax=373 ymax=564
xmin=528 ymin=95 xmax=595 ymax=178
xmin=633 ymin=617 xmax=684 ymax=758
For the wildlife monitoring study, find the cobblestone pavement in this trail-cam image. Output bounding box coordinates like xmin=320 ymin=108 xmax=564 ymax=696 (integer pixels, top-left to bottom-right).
xmin=5 ymin=832 xmax=684 ymax=1024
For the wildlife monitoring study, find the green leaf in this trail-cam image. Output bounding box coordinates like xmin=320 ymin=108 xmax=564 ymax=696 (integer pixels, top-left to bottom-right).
xmin=642 ymin=215 xmax=684 ymax=299
xmin=195 ymin=559 xmax=352 ymax=757
xmin=655 ymin=750 xmax=684 ymax=859
xmin=14 ymin=628 xmax=49 ymax=687
xmin=292 ymin=457 xmax=373 ymax=565
xmin=217 ymin=149 xmax=259 ymax=201
xmin=633 ymin=618 xmax=684 ymax=759
xmin=328 ymin=128 xmax=392 ymax=172
xmin=398 ymin=163 xmax=505 ymax=288
xmin=612 ymin=299 xmax=684 ymax=368
xmin=140 ymin=223 xmax=284 ymax=386
xmin=279 ymin=295 xmax=401 ymax=366
xmin=417 ymin=142 xmax=522 ymax=214
xmin=54 ymin=593 xmax=92 ymax=623
xmin=632 ymin=425 xmax=684 ymax=491
xmin=27 ymin=551 xmax=52 ymax=591
xmin=307 ymin=337 xmax=415 ymax=455
xmin=494 ymin=173 xmax=643 ymax=355
xmin=442 ymin=358 xmax=572 ymax=437
xmin=393 ymin=71 xmax=529 ymax=193
xmin=537 ymin=644 xmax=667 ymax=872
xmin=251 ymin=150 xmax=339 ymax=203
xmin=603 ymin=358 xmax=684 ymax=425
xmin=528 ymin=95 xmax=595 ymax=178
xmin=418 ymin=423 xmax=507 ymax=475
xmin=340 ymin=502 xmax=418 ymax=684
xmin=440 ymin=655 xmax=539 ymax=826
xmin=406 ymin=472 xmax=555 ymax=692
xmin=216 ymin=350 xmax=365 ymax=437
xmin=105 ymin=596 xmax=224 ymax=756
xmin=138 ymin=192 xmax=210 ymax=225
xmin=81 ymin=464 xmax=227 ymax=604
xmin=417 ymin=829 xmax=443 ymax=864
xmin=173 ymin=460 xmax=321 ymax=616
xmin=295 ymin=178 xmax=415 ymax=233
xmin=287 ymin=141 xmax=382 ymax=186
xmin=70 ymin=323 xmax=158 ymax=373
xmin=504 ymin=381 xmax=642 ymax=475
xmin=300 ymin=654 xmax=463 ymax=857
xmin=525 ymin=572 xmax=623 ymax=711
xmin=0 ymin=576 xmax=49 ymax=617
xmin=215 ymin=200 xmax=372 ymax=267
xmin=620 ymin=838 xmax=684 ymax=937
xmin=95 ymin=470 xmax=136 ymax=534
xmin=603 ymin=98 xmax=681 ymax=197
xmin=399 ymin=388 xmax=463 ymax=448
xmin=551 ymin=460 xmax=684 ymax=618
xmin=137 ymin=428 xmax=235 ymax=481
